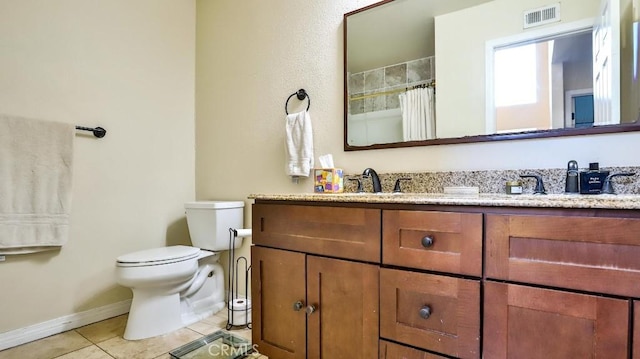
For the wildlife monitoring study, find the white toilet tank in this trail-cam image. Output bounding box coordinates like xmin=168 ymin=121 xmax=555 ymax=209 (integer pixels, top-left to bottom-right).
xmin=184 ymin=201 xmax=245 ymax=251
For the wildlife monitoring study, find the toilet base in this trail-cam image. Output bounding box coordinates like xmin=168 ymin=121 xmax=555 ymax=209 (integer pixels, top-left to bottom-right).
xmin=124 ymin=289 xmax=183 ymax=340
xmin=122 ymin=259 xmax=226 ymax=340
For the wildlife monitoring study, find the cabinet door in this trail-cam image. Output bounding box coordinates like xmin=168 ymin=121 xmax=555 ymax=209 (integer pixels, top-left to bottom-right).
xmin=251 ymin=247 xmax=306 ymax=359
xmin=380 ymin=268 xmax=481 ymax=358
xmin=252 ymin=203 xmax=381 ymax=262
xmin=307 ymin=255 xmax=379 ymax=359
xmin=484 ymin=281 xmax=629 ymax=358
xmin=383 ymin=210 xmax=482 ymax=276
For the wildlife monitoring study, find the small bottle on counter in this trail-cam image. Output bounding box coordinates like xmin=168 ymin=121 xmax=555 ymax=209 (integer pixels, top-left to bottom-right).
xmin=579 ymin=162 xmax=610 ymax=194
xmin=506 ymin=180 xmax=523 ymax=195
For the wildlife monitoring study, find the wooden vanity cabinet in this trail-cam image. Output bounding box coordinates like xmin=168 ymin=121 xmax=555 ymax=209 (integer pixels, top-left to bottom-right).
xmin=252 ymin=199 xmax=640 ymax=358
xmin=251 ymin=204 xmax=380 ymax=359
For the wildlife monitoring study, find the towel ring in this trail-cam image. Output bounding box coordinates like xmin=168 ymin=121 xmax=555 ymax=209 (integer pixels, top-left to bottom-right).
xmin=285 ymin=89 xmax=311 ymax=115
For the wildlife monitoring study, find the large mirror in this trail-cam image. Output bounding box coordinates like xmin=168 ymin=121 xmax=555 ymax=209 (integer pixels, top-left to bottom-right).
xmin=344 ymin=0 xmax=640 ymax=151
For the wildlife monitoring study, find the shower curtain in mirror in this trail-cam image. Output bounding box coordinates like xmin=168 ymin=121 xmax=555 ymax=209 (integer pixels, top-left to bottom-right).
xmin=399 ymin=87 xmax=435 ymax=141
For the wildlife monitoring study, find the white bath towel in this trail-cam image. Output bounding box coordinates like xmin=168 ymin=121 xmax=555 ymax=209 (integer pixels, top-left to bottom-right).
xmin=285 ymin=110 xmax=314 ymax=178
xmin=0 ymin=114 xmax=75 ymax=254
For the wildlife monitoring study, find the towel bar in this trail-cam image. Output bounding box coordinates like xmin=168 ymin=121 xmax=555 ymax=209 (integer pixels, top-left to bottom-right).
xmin=285 ymin=89 xmax=311 ymax=115
xmin=75 ymin=126 xmax=106 ymax=138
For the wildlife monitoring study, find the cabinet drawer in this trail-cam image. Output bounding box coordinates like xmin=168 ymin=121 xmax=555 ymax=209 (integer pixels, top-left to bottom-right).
xmin=486 ymin=214 xmax=640 ymax=297
xmin=252 ymin=203 xmax=381 ymax=262
xmin=383 ymin=210 xmax=482 ymax=275
xmin=379 ymin=340 xmax=448 ymax=359
xmin=380 ymin=268 xmax=480 ymax=359
xmin=484 ymin=281 xmax=628 ymax=358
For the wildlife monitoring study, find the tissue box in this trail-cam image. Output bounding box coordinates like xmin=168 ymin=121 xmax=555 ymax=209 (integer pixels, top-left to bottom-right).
xmin=314 ymin=168 xmax=344 ymax=193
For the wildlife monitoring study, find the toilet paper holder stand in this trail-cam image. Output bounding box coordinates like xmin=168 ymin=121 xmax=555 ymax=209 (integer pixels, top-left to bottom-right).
xmin=227 ymin=228 xmax=252 ymax=330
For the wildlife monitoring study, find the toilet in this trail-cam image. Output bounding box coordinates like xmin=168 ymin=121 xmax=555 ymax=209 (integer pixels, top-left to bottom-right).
xmin=115 ymin=201 xmax=246 ymax=340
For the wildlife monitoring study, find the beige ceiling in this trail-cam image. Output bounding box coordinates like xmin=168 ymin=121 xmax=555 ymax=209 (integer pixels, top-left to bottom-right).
xmin=347 ymin=0 xmax=494 ymax=73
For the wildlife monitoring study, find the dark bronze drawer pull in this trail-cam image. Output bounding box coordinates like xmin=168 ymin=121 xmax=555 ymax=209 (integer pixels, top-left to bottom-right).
xmin=421 ymin=235 xmax=434 ymax=248
xmin=419 ymin=305 xmax=432 ymax=319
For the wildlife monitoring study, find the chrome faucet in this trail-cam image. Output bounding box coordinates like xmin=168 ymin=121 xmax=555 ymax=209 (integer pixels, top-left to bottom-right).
xmin=362 ymin=168 xmax=382 ymax=193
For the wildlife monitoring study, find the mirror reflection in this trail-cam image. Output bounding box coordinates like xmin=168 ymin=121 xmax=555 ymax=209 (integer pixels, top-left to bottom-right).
xmin=487 ymin=24 xmax=596 ymax=134
xmin=344 ymin=0 xmax=640 ymax=150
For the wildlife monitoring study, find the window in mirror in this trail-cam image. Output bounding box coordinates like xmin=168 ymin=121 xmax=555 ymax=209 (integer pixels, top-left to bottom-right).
xmin=486 ymin=20 xmax=599 ymax=134
xmin=494 ymin=44 xmax=538 ymax=107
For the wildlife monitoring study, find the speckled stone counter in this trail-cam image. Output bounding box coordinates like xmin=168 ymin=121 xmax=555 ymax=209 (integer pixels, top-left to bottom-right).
xmin=345 ymin=166 xmax=640 ymax=195
xmin=251 ymin=166 xmax=640 ymax=210
xmin=248 ymin=193 xmax=640 ymax=210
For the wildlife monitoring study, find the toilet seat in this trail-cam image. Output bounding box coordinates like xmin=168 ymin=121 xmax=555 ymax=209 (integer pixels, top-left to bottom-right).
xmin=116 ymin=245 xmax=201 ymax=267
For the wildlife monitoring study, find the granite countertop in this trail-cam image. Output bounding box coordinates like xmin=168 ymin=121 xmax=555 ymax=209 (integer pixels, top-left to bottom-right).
xmin=248 ymin=192 xmax=640 ymax=210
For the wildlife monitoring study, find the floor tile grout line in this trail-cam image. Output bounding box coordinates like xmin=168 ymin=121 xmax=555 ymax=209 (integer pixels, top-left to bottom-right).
xmin=49 ymin=343 xmax=109 ymax=359
xmin=97 ymin=345 xmax=117 ymax=359
xmin=73 ymin=328 xmax=96 ymax=345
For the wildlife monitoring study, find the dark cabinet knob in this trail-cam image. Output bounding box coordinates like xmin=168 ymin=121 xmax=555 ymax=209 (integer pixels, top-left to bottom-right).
xmin=421 ymin=235 xmax=434 ymax=248
xmin=293 ymin=300 xmax=304 ymax=311
xmin=419 ymin=305 xmax=432 ymax=319
xmin=306 ymin=305 xmax=317 ymax=315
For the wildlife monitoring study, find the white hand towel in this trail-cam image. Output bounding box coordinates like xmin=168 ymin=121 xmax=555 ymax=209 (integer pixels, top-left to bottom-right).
xmin=0 ymin=114 xmax=75 ymax=254
xmin=285 ymin=110 xmax=314 ymax=178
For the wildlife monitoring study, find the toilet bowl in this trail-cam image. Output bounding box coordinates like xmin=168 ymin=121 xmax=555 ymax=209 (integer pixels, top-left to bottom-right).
xmin=115 ymin=246 xmax=224 ymax=340
xmin=115 ymin=201 xmax=247 ymax=340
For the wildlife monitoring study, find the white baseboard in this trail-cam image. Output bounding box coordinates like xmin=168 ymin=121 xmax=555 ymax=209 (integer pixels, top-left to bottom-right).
xmin=0 ymin=300 xmax=131 ymax=351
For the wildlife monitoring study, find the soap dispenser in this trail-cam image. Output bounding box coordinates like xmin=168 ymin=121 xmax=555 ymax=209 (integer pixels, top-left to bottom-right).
xmin=579 ymin=162 xmax=610 ymax=194
xmin=565 ymin=160 xmax=579 ymax=193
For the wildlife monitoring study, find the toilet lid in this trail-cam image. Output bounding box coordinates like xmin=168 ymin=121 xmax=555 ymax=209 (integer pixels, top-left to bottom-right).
xmin=116 ymin=245 xmax=200 ymax=266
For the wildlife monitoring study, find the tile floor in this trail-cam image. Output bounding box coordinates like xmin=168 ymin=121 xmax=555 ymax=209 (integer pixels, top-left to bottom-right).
xmin=0 ymin=310 xmax=266 ymax=359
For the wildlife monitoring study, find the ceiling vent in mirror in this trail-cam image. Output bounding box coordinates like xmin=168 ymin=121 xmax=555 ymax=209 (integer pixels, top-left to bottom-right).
xmin=523 ymin=3 xmax=560 ymax=29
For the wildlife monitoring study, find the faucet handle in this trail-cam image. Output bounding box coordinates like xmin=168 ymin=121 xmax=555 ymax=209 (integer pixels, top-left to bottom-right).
xmin=393 ymin=178 xmax=412 ymax=193
xmin=348 ymin=178 xmax=364 ymax=193
xmin=520 ymin=174 xmax=547 ymax=195
xmin=601 ymin=172 xmax=636 ymax=194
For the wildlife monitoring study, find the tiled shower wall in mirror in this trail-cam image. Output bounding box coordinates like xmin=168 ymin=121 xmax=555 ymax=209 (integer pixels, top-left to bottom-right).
xmin=348 ymin=56 xmax=434 ymax=115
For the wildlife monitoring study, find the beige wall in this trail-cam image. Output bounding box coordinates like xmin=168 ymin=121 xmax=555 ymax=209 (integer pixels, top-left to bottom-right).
xmin=0 ymin=0 xmax=196 ymax=333
xmin=196 ymin=0 xmax=640 ymax=186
